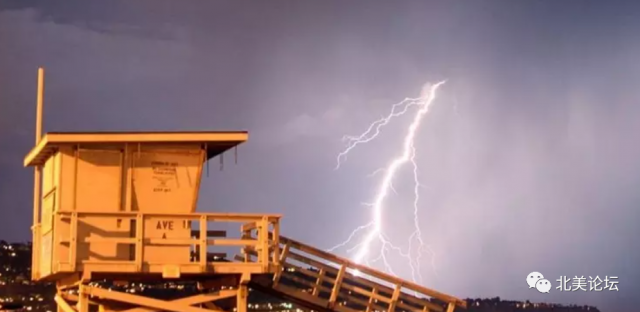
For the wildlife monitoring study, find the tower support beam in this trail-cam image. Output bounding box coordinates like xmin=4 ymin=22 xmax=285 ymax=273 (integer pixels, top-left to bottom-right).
xmin=55 ymin=281 xmax=251 ymax=312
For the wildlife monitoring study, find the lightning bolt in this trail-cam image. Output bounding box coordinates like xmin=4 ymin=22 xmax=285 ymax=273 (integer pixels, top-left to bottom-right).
xmin=329 ymin=81 xmax=446 ymax=285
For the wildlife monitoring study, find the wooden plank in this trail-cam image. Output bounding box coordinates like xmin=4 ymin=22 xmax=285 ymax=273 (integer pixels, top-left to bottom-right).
xmin=207 ymin=239 xmax=258 ymax=246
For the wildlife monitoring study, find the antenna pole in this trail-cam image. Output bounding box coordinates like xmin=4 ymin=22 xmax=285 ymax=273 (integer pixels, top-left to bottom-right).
xmin=35 ymin=67 xmax=45 ymax=144
xmin=32 ymin=67 xmax=45 ymax=279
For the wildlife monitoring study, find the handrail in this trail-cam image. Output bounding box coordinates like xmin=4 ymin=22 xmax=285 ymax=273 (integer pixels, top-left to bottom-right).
xmin=56 ymin=210 xmax=281 ymax=221
xmin=53 ymin=211 xmax=281 ymax=275
xmin=279 ymin=235 xmax=466 ymax=309
xmin=240 ymin=234 xmax=467 ymax=312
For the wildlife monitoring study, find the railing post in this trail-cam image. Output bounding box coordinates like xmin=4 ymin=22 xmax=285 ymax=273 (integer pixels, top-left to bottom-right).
xmin=388 ymin=284 xmax=402 ymax=312
xmin=134 ymin=213 xmax=144 ymax=272
xmin=258 ymin=217 xmax=269 ymax=271
xmin=69 ymin=212 xmax=78 ymax=271
xmin=271 ymin=218 xmax=280 ymax=268
xmin=312 ymin=268 xmax=325 ymax=296
xmin=272 ymin=243 xmax=289 ymax=286
xmin=366 ymin=287 xmax=378 ymax=312
xmin=199 ymin=215 xmax=208 ymax=272
xmin=328 ymin=264 xmax=346 ymax=308
xmin=240 ymin=221 xmax=256 ymax=263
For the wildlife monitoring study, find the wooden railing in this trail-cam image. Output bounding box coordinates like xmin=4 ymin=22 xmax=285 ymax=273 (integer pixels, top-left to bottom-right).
xmin=40 ymin=210 xmax=465 ymax=311
xmin=239 ymin=234 xmax=466 ymax=312
xmin=52 ymin=211 xmax=281 ymax=277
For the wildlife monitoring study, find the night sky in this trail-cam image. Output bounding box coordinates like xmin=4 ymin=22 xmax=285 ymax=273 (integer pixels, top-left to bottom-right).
xmin=1 ymin=1 xmax=640 ymax=311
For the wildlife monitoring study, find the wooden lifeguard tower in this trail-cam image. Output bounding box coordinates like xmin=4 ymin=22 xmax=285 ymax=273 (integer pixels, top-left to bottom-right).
xmin=26 ymin=68 xmax=467 ymax=312
xmin=26 ymin=68 xmax=281 ymax=312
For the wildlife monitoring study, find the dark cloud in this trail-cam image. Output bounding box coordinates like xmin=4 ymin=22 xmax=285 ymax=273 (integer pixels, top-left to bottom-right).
xmin=0 ymin=0 xmax=180 ymax=40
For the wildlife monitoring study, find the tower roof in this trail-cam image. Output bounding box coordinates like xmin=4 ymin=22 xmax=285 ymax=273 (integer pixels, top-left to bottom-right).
xmin=24 ymin=131 xmax=248 ymax=167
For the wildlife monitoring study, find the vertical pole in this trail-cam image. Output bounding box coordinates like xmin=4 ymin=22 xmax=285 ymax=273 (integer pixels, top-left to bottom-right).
xmin=32 ymin=67 xmax=45 ymax=280
xmin=77 ymin=285 xmax=89 ymax=312
xmin=258 ymin=217 xmax=269 ymax=271
xmin=135 ymin=214 xmax=144 ymax=272
xmin=69 ymin=213 xmax=78 ymax=271
xmin=237 ymin=273 xmax=250 ymax=312
xmin=199 ymin=215 xmax=208 ymax=272
xmin=35 ymin=67 xmax=44 ymax=143
xmin=236 ymin=284 xmax=248 ymax=312
xmin=271 ymin=219 xmax=280 ymax=267
xmin=33 ymin=67 xmax=45 ymax=223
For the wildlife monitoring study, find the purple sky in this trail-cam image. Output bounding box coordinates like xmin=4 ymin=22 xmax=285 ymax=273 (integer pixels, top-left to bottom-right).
xmin=1 ymin=1 xmax=640 ymax=311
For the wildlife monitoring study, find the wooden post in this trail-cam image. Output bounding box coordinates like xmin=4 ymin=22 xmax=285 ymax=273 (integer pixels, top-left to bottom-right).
xmin=135 ymin=213 xmax=144 ymax=271
xmin=272 ymin=243 xmax=289 ymax=286
xmin=388 ymin=284 xmax=402 ymax=312
xmin=366 ymin=287 xmax=377 ymax=312
xmin=271 ymin=219 xmax=280 ymax=267
xmin=446 ymin=302 xmax=456 ymax=312
xmin=69 ymin=213 xmax=78 ymax=271
xmin=328 ymin=264 xmax=346 ymax=308
xmin=199 ymin=215 xmax=208 ymax=272
xmin=312 ymin=268 xmax=325 ymax=296
xmin=76 ymin=285 xmax=89 ymax=312
xmin=237 ymin=273 xmax=251 ymax=312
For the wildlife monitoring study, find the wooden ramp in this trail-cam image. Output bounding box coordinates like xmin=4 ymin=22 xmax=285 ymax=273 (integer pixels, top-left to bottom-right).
xmin=239 ymin=235 xmax=467 ymax=312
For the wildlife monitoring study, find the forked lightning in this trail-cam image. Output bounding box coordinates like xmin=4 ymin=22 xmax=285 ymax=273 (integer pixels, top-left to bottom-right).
xmin=330 ymin=81 xmax=447 ymax=285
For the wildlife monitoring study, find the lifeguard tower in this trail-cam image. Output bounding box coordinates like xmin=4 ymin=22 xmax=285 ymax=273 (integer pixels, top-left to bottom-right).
xmin=26 ymin=68 xmax=467 ymax=312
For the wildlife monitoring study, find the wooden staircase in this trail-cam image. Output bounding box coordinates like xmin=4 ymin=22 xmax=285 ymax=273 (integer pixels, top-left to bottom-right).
xmin=238 ymin=235 xmax=467 ymax=312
